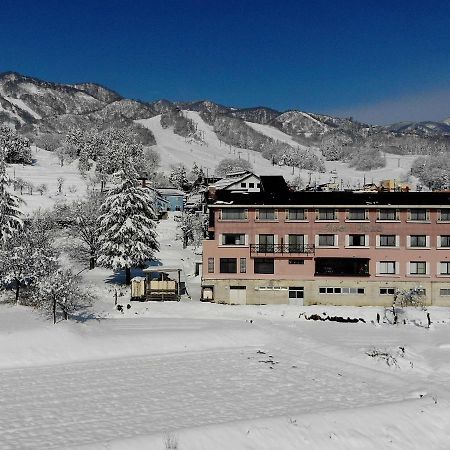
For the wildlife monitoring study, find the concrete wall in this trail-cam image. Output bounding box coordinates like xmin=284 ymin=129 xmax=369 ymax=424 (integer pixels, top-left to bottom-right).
xmin=203 ymin=278 xmax=450 ymax=306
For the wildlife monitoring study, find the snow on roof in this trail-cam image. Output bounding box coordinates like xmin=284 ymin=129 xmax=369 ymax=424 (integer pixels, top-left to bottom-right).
xmin=211 ymin=172 xmax=259 ymax=190
xmin=156 ymin=188 xmax=185 ymax=196
xmin=143 ymin=267 xmax=182 ymax=273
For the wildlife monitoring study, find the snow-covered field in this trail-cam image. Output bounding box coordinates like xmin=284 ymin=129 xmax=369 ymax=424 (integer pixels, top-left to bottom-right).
xmin=5 ymin=147 xmax=88 ymax=214
xmin=1 ymin=214 xmax=450 ymax=449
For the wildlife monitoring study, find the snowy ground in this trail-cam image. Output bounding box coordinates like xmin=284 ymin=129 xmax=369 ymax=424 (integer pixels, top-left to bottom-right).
xmin=5 ymin=147 xmax=88 ymax=214
xmin=1 ymin=213 xmax=450 ymax=449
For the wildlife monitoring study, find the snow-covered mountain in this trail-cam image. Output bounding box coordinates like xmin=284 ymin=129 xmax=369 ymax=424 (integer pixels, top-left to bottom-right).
xmin=1 ymin=71 xmax=449 ymax=187
xmin=386 ymin=120 xmax=450 ymax=136
xmin=0 ymin=72 xmax=157 ymax=144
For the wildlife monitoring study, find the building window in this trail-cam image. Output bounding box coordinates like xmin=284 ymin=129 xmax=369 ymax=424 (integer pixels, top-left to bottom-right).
xmin=289 ymin=287 xmax=304 ymax=299
xmin=380 ymin=288 xmax=396 ymax=295
xmin=378 ymin=209 xmax=398 ymax=221
xmin=220 ymin=258 xmax=237 ymax=273
xmin=410 ymin=235 xmax=427 ymax=247
xmin=379 ymin=261 xmax=396 ymax=274
xmin=347 ymin=209 xmax=367 ymax=220
xmin=440 ymin=288 xmax=450 ymax=296
xmin=207 ymin=258 xmax=214 ymax=273
xmin=440 ymin=262 xmax=450 ymax=275
xmin=240 ymin=258 xmax=247 ymax=273
xmin=222 ymin=234 xmax=245 ymax=245
xmin=317 ymin=208 xmax=337 ymax=220
xmin=379 ymin=235 xmax=397 ymax=247
xmin=315 ymin=258 xmax=369 ymax=276
xmin=319 ymin=287 xmax=365 ymax=294
xmin=249 ymin=182 xmax=254 ymax=188
xmin=254 ymin=258 xmax=274 ymax=274
xmin=409 ymin=209 xmax=428 ymax=221
xmin=287 ymin=208 xmax=306 ymax=220
xmin=440 ymin=236 xmax=450 ymax=247
xmin=240 ymin=182 xmax=246 ymax=188
xmin=288 ymin=234 xmax=305 ymax=252
xmin=349 ymin=234 xmax=366 ymax=246
xmin=288 ymin=259 xmax=305 ymax=265
xmin=409 ymin=261 xmax=427 ymax=275
xmin=318 ymin=234 xmax=336 ymax=247
xmin=257 ymin=208 xmax=276 ymax=220
xmin=439 ymin=209 xmax=450 ymax=221
xmin=221 ymin=208 xmax=247 ymax=220
xmin=258 ymin=234 xmax=274 ymax=252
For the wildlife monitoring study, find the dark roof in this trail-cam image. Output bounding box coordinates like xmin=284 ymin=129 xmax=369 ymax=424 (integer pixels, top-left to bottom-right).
xmin=260 ymin=176 xmax=289 ymax=194
xmin=210 ymin=190 xmax=450 ymax=207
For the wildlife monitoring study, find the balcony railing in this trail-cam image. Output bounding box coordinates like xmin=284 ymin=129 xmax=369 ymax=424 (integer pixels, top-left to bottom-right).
xmin=250 ymin=244 xmax=315 ymax=255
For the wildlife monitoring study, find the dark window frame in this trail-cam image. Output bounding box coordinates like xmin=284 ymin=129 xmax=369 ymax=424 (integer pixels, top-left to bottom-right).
xmin=220 ymin=258 xmax=237 ymax=273
xmin=254 ymin=258 xmax=275 ymax=274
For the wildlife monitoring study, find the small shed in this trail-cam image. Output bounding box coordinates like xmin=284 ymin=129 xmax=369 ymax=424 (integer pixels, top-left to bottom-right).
xmin=131 ymin=267 xmax=183 ymax=301
xmin=156 ymin=188 xmax=185 ymax=211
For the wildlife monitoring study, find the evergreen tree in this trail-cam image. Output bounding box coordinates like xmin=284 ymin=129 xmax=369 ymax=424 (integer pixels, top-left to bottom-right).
xmin=0 ymin=126 xmax=32 ymax=164
xmin=0 ymin=146 xmax=23 ymax=243
xmin=97 ymin=178 xmax=159 ymax=284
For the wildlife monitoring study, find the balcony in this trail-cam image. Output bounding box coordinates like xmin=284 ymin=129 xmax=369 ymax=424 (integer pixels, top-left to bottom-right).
xmin=250 ymin=244 xmax=315 ymax=256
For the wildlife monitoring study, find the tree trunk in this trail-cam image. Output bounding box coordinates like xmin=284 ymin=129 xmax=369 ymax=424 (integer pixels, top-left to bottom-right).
xmin=125 ymin=267 xmax=131 ymax=285
xmin=15 ymin=281 xmax=21 ymax=305
xmin=53 ymin=295 xmax=57 ymax=324
xmin=89 ymin=255 xmax=95 ymax=270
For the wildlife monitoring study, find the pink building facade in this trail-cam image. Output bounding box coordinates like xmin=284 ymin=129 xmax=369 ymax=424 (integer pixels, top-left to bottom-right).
xmin=201 ymin=187 xmax=450 ymax=306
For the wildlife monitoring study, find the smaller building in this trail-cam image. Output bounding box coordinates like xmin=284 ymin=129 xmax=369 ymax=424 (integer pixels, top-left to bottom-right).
xmin=211 ymin=171 xmax=261 ymax=193
xmin=157 ymin=188 xmax=185 ymax=211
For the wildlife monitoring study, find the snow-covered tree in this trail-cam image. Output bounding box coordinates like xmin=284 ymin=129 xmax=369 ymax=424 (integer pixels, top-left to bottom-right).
xmin=34 ymin=269 xmax=93 ymax=324
xmin=140 ymin=147 xmax=161 ymax=179
xmin=215 ymin=158 xmax=253 ymax=177
xmin=54 ymin=191 xmax=104 ymax=269
xmin=0 ymin=148 xmax=23 ymax=243
xmin=169 ymin=165 xmax=189 ymax=191
xmin=36 ymin=183 xmax=48 ymax=196
xmin=97 ymin=178 xmax=159 ymax=284
xmin=175 ymin=212 xmax=206 ymax=248
xmin=0 ymin=126 xmax=32 ymax=164
xmin=0 ymin=212 xmax=57 ymax=303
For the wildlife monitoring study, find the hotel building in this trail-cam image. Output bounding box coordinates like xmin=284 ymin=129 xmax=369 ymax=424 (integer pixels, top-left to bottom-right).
xmin=201 ymin=177 xmax=450 ymax=306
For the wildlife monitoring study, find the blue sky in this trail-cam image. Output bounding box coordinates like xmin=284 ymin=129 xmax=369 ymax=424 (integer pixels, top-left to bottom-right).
xmin=1 ymin=0 xmax=449 ymax=124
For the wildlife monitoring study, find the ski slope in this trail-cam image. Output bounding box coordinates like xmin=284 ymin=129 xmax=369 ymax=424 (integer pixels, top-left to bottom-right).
xmin=136 ymin=113 xmax=297 ymax=178
xmin=138 ymin=113 xmax=419 ymax=187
